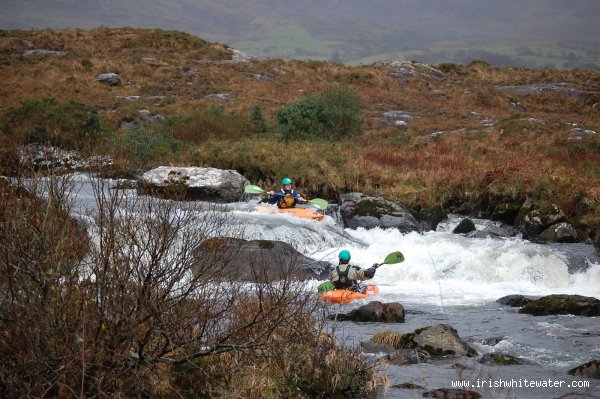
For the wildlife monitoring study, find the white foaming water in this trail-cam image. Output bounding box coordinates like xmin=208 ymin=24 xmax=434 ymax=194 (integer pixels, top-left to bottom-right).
xmin=313 ymin=227 xmax=600 ymax=306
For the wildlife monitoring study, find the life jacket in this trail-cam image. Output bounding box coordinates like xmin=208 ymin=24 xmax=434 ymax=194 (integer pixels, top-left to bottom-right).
xmin=335 ymin=263 xmax=353 ymax=289
xmin=277 ymin=189 xmax=296 ymax=209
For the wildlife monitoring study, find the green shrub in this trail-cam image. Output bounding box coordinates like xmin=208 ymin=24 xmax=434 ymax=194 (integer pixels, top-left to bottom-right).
xmin=0 ymin=97 xmax=102 ymax=149
xmin=277 ymin=84 xmax=362 ymax=141
xmin=111 ymin=126 xmax=183 ymax=170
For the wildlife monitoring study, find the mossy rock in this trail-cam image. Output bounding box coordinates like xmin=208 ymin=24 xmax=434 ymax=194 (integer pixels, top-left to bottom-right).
xmin=519 ymin=294 xmax=600 ymax=316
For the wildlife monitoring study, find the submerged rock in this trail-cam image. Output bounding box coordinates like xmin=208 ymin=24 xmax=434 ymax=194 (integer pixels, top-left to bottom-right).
xmin=479 ymin=353 xmax=529 ymax=365
xmin=452 ymin=218 xmax=476 ymax=234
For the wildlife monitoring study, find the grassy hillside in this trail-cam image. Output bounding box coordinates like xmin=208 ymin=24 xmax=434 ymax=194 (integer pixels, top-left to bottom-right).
xmin=1 ymin=0 xmax=599 ymax=68
xmin=1 ymin=28 xmax=599 ymax=236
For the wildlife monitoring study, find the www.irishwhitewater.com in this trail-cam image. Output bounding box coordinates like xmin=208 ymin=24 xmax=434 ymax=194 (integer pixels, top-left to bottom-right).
xmin=452 ymin=378 xmax=590 ymax=389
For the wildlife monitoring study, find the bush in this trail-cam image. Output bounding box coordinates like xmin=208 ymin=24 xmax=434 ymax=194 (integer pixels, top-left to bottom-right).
xmin=277 ymin=84 xmax=362 ymax=141
xmin=110 ymin=126 xmax=183 ymax=171
xmin=0 ymin=97 xmax=103 ymax=149
xmin=0 ymin=175 xmax=375 ymax=398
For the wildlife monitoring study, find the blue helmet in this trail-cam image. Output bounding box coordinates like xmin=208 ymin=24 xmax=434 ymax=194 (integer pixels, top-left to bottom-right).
xmin=339 ymin=250 xmax=351 ymax=262
xmin=281 ymin=177 xmax=293 ymax=185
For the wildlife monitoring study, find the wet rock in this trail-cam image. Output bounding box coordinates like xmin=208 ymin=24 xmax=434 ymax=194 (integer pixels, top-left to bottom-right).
xmin=519 ymin=294 xmax=600 ymax=317
xmin=333 ymin=301 xmax=405 ymax=323
xmin=138 ymin=166 xmax=248 ymax=202
xmin=392 ymin=382 xmax=424 ymax=389
xmin=568 ymin=360 xmax=600 ymax=379
xmin=593 ymin=229 xmax=600 ymax=255
xmin=479 ymin=353 xmax=528 ymax=365
xmin=537 ymin=222 xmax=579 ymax=243
xmin=412 ymin=324 xmax=478 ymax=357
xmin=453 ymin=218 xmax=476 ymax=234
xmin=423 ymin=388 xmax=481 ymax=398
xmin=490 ymin=202 xmax=522 ymax=225
xmin=339 ymin=192 xmax=420 ymax=232
xmin=520 ymin=203 xmax=567 ymax=241
xmin=192 ymin=237 xmax=329 ymax=282
xmin=388 ymin=349 xmax=429 ymax=365
xmin=96 ymin=72 xmax=121 ymax=86
xmin=497 ymin=295 xmax=535 ymax=307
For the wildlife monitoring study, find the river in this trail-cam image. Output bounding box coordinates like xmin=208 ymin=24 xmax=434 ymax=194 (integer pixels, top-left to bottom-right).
xmin=67 ymin=175 xmax=600 ymax=398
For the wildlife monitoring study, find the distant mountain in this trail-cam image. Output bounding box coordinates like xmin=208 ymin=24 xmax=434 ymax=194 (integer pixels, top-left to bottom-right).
xmin=2 ymin=0 xmax=599 ymax=68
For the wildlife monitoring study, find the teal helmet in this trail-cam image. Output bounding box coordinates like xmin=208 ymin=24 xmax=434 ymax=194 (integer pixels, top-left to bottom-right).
xmin=339 ymin=250 xmax=351 ymax=262
xmin=281 ymin=177 xmax=293 ymax=185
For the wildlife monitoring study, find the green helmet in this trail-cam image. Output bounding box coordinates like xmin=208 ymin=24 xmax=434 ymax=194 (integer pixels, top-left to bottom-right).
xmin=281 ymin=177 xmax=293 ymax=185
xmin=339 ymin=250 xmax=351 ymax=262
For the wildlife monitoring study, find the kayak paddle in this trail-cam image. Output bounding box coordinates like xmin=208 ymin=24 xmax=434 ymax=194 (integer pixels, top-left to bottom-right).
xmin=376 ymin=251 xmax=405 ymax=267
xmin=243 ymin=184 xmax=329 ymax=210
xmin=317 ymin=251 xmax=405 ymax=293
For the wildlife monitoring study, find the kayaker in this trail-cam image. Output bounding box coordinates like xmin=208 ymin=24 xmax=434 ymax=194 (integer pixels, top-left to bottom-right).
xmin=266 ymin=177 xmax=307 ymax=209
xmin=329 ymin=250 xmax=378 ymax=293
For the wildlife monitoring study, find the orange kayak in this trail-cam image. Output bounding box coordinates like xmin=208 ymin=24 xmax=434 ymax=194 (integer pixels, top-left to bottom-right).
xmin=278 ymin=207 xmax=325 ymax=221
xmin=255 ymin=206 xmax=325 ymax=221
xmin=321 ymin=285 xmax=379 ymax=304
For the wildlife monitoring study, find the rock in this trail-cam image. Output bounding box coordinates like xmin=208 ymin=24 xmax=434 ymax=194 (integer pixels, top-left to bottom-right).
xmin=388 ymin=349 xmax=429 ymax=365
xmin=96 ymin=73 xmax=121 ymax=86
xmin=519 ymin=294 xmax=600 ymax=317
xmin=250 ymin=74 xmax=276 ymax=82
xmin=18 ymin=144 xmax=112 ymax=173
xmin=453 ymin=218 xmax=476 ymax=234
xmin=205 ymin=93 xmax=236 ymax=100
xmin=377 ymin=110 xmax=416 ymax=128
xmin=537 ymin=222 xmax=579 ymax=243
xmin=490 ymin=202 xmax=522 ymax=225
xmin=23 ymin=49 xmax=68 ymax=58
xmin=339 ymin=192 xmax=420 ymax=232
xmin=192 ymin=237 xmax=329 ymax=282
xmin=568 ymin=360 xmax=600 ymax=379
xmin=138 ymin=166 xmax=248 ymax=202
xmin=423 ymin=388 xmax=481 ymax=398
xmin=479 ymin=353 xmax=528 ymax=365
xmin=333 ymin=301 xmax=405 ymax=323
xmin=116 ymin=95 xmax=167 ymax=101
xmin=497 ymin=294 xmax=535 ymax=307
xmin=594 ymin=229 xmax=600 ymax=255
xmin=505 ymin=98 xmax=526 ymax=111
xmin=120 ymin=109 xmax=166 ymax=130
xmin=392 ymin=382 xmax=424 ymax=389
xmin=360 ymin=341 xmax=397 ymax=354
xmin=520 ymin=203 xmax=567 ymax=241
xmin=479 ymin=336 xmax=504 ymax=346
xmin=412 ymin=324 xmax=478 ymax=357
xmin=379 ymin=60 xmax=444 ymax=82
xmin=496 ymin=83 xmax=586 ymax=102
xmin=231 ymin=49 xmax=256 ymax=62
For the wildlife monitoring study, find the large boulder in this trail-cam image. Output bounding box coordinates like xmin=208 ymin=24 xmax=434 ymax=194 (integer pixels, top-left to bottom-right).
xmin=593 ymin=229 xmax=600 ymax=255
xmin=519 ymin=203 xmax=568 ymax=242
xmin=339 ymin=192 xmax=420 ymax=232
xmin=333 ymin=301 xmax=405 ymax=323
xmin=192 ymin=237 xmax=329 ymax=282
xmin=497 ymin=294 xmax=536 ymax=307
xmin=537 ymin=222 xmax=579 ymax=243
xmin=519 ymin=294 xmax=600 ymax=317
xmin=138 ymin=166 xmax=249 ymax=202
xmin=452 ymin=218 xmax=476 ymax=234
xmin=365 ymin=324 xmax=476 ymax=359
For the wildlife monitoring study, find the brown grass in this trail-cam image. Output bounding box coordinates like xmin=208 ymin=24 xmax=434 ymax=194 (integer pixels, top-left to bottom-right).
xmin=1 ymin=27 xmax=600 ymax=234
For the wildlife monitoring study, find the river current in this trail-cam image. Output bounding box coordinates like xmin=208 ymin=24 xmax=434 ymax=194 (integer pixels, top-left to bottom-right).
xmin=66 ymin=175 xmax=600 ymax=398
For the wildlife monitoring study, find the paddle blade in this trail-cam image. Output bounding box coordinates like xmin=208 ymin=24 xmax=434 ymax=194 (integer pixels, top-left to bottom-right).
xmin=318 ymin=281 xmax=335 ymax=294
xmin=383 ymin=251 xmax=405 ymax=265
xmin=244 ymin=185 xmax=265 ymax=194
xmin=307 ymin=198 xmax=329 ymax=210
